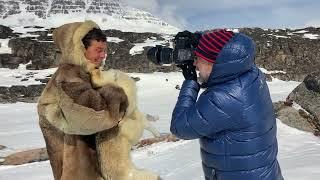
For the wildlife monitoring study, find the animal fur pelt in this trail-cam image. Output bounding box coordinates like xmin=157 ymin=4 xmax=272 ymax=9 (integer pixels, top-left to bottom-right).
xmin=90 ymin=68 xmax=161 ymax=180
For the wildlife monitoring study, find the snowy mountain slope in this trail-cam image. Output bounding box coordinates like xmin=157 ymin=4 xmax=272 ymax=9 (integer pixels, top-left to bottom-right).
xmin=0 ymin=0 xmax=180 ymax=34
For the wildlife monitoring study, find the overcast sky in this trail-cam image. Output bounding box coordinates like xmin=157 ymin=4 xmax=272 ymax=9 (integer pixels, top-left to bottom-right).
xmin=123 ymin=0 xmax=320 ymax=31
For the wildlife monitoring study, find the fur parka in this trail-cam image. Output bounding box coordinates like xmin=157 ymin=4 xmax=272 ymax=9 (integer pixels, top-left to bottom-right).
xmin=38 ymin=21 xmax=128 ymax=180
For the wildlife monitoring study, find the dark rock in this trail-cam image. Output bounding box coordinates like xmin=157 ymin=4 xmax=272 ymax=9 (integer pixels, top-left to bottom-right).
xmin=131 ymin=77 xmax=140 ymax=82
xmin=273 ymin=101 xmax=314 ymax=133
xmin=0 ymin=54 xmax=25 ymax=69
xmin=303 ymin=71 xmax=320 ymax=93
xmin=0 ymin=84 xmax=45 ymax=103
xmin=264 ymin=73 xmax=273 ymax=82
xmin=240 ymin=28 xmax=320 ymax=81
xmin=25 ymin=84 xmax=46 ymax=97
xmin=9 ymin=85 xmax=27 ymax=97
xmin=23 ymin=26 xmax=45 ymax=29
xmin=0 ymin=25 xmax=17 ymax=38
xmin=6 ymin=37 xmax=58 ymax=69
xmin=0 ymin=145 xmax=6 ymax=150
xmin=0 ymin=54 xmax=10 ymax=68
xmin=288 ymin=71 xmax=320 ymax=127
xmin=35 ymin=78 xmax=50 ymax=83
xmin=0 ymin=87 xmax=9 ymax=95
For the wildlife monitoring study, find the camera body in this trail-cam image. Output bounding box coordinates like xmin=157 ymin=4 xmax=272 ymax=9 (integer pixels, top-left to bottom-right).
xmin=147 ymin=31 xmax=201 ymax=65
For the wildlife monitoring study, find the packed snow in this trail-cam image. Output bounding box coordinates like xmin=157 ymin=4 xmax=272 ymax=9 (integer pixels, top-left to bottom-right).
xmin=0 ymin=64 xmax=56 ymax=87
xmin=129 ymin=37 xmax=172 ymax=55
xmin=0 ymin=67 xmax=319 ymax=180
xmin=0 ymin=39 xmax=12 ymax=54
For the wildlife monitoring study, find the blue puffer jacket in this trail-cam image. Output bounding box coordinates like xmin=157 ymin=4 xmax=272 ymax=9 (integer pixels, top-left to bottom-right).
xmin=170 ymin=33 xmax=283 ymax=180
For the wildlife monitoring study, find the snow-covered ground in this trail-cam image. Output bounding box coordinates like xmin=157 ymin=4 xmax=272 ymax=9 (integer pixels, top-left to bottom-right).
xmin=0 ymin=69 xmax=319 ymax=180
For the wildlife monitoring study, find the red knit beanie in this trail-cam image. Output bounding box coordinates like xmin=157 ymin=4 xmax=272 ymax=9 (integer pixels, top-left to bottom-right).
xmin=194 ymin=29 xmax=234 ymax=63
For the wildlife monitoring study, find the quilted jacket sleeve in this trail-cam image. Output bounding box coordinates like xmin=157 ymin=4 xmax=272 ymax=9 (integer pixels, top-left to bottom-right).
xmin=170 ymin=80 xmax=242 ymax=139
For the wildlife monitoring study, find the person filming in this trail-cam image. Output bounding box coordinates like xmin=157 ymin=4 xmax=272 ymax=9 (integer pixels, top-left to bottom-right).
xmin=170 ymin=30 xmax=284 ymax=180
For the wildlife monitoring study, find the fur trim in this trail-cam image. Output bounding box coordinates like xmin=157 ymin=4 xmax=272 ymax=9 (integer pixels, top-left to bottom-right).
xmin=53 ymin=20 xmax=100 ymax=72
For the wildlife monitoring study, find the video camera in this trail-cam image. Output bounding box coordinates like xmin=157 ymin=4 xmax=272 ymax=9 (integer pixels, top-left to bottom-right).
xmin=147 ymin=31 xmax=202 ymax=65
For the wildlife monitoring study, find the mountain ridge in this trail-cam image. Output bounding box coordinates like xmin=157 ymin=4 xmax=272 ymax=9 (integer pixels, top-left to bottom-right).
xmin=0 ymin=0 xmax=180 ymax=34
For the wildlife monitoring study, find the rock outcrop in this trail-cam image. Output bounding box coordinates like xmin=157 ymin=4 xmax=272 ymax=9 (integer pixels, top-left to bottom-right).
xmin=272 ymin=71 xmax=320 ymax=136
xmin=241 ymin=27 xmax=320 ymax=81
xmin=1 ymin=26 xmax=320 ymax=79
xmin=288 ymin=71 xmax=320 ymax=126
xmin=0 ymin=84 xmax=46 ymax=103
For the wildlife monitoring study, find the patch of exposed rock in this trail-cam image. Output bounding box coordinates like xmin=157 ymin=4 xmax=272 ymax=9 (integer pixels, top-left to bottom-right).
xmin=0 ymin=84 xmax=46 ymax=103
xmin=272 ymin=71 xmax=320 ymax=136
xmin=0 ymin=148 xmax=48 ymax=165
xmin=0 ymin=145 xmax=6 ymax=150
xmin=0 ymin=25 xmax=18 ymax=38
xmin=288 ymin=71 xmax=320 ymax=126
xmin=273 ymin=101 xmax=316 ymax=134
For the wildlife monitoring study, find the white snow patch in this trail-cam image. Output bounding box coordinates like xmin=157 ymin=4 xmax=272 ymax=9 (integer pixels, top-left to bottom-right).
xmin=259 ymin=67 xmax=287 ymax=74
xmin=293 ymin=30 xmax=309 ymax=34
xmin=0 ymin=39 xmax=12 ymax=54
xmin=0 ymin=64 xmax=56 ymax=87
xmin=129 ymin=37 xmax=172 ymax=55
xmin=303 ymin=33 xmax=319 ymax=39
xmin=107 ymin=37 xmax=124 ymax=43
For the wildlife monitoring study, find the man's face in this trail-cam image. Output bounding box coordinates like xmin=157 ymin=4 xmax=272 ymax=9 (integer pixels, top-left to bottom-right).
xmin=84 ymin=40 xmax=107 ymax=66
xmin=193 ymin=56 xmax=213 ymax=83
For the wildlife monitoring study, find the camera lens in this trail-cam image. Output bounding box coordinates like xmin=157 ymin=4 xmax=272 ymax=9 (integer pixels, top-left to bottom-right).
xmin=147 ymin=46 xmax=160 ymax=65
xmin=159 ymin=48 xmax=173 ymax=64
xmin=147 ymin=45 xmax=173 ymax=65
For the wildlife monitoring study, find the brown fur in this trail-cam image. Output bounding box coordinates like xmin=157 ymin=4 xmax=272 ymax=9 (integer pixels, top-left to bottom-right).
xmin=97 ymin=85 xmax=129 ymax=118
xmin=38 ymin=21 xmax=127 ymax=180
xmin=39 ymin=64 xmax=128 ymax=180
xmin=39 ymin=116 xmax=103 ymax=180
xmin=57 ymin=64 xmax=128 ymax=121
xmin=38 ymin=20 xmax=158 ymax=180
xmin=57 ymin=66 xmax=128 ymax=121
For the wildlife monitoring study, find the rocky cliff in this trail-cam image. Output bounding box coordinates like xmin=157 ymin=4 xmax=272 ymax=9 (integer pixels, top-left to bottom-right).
xmin=241 ymin=27 xmax=320 ymax=81
xmin=1 ymin=26 xmax=320 ymax=80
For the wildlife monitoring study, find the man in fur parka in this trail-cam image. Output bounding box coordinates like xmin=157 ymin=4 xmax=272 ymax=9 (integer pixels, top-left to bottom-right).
xmin=37 ymin=21 xmax=129 ymax=180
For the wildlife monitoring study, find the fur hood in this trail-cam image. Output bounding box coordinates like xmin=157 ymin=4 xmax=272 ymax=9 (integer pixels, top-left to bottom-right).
xmin=53 ymin=20 xmax=99 ymax=72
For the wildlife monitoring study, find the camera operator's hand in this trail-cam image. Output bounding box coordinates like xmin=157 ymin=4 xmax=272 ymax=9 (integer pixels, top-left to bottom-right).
xmin=177 ymin=63 xmax=197 ymax=81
